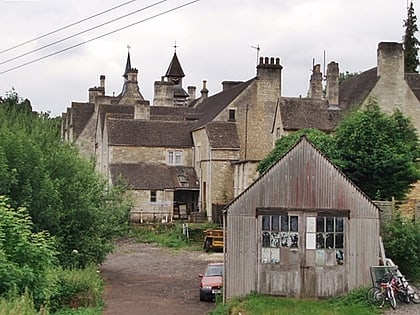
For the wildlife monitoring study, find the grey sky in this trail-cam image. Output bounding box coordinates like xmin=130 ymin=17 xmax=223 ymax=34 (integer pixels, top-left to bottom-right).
xmin=0 ymin=0 xmax=414 ymax=116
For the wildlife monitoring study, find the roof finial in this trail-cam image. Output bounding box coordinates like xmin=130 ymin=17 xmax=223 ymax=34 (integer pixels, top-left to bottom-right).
xmin=173 ymin=40 xmax=178 ymax=53
xmin=127 ymin=44 xmax=131 ymax=53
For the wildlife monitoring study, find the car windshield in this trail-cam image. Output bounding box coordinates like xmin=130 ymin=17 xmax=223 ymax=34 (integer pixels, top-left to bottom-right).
xmin=205 ymin=265 xmax=223 ymax=277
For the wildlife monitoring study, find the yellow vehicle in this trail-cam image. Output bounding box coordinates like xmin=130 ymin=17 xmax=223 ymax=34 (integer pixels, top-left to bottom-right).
xmin=203 ymin=229 xmax=224 ymax=252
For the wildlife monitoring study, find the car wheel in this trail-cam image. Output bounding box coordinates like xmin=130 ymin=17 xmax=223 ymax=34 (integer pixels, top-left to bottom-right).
xmin=199 ymin=292 xmax=206 ymax=301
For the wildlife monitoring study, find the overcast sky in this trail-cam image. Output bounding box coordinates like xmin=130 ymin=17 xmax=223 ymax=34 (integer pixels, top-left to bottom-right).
xmin=0 ymin=0 xmax=416 ymax=116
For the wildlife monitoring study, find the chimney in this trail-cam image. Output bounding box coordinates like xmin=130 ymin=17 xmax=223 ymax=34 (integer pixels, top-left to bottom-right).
xmin=187 ymin=86 xmax=196 ymax=100
xmin=200 ymin=80 xmax=209 ymax=99
xmin=377 ymin=42 xmax=404 ymax=79
xmin=326 ymin=61 xmax=339 ymax=106
xmin=256 ymin=56 xmax=282 ymax=96
xmin=309 ymin=64 xmax=323 ymax=99
xmin=222 ymin=81 xmax=243 ymax=91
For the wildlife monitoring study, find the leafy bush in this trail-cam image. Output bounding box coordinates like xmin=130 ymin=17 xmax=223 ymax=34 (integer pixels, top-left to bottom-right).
xmin=48 ymin=265 xmax=104 ymax=313
xmin=0 ymin=197 xmax=57 ymax=307
xmin=381 ymin=213 xmax=420 ymax=281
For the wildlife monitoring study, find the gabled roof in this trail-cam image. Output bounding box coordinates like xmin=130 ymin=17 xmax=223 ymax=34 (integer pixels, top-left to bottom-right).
xmin=339 ymin=67 xmax=378 ymax=110
xmin=225 ymin=136 xmax=380 ymax=212
xmin=205 ymin=121 xmax=240 ymax=149
xmin=150 ymin=106 xmax=190 ymax=121
xmin=98 ymin=103 xmax=134 ymax=132
xmin=192 ymin=79 xmax=255 ymax=129
xmin=110 ymin=163 xmax=199 ymax=190
xmin=165 ymin=52 xmax=185 ymax=78
xmin=107 ymin=119 xmax=194 ymax=147
xmin=279 ymin=98 xmax=340 ymax=132
xmin=70 ymin=102 xmax=95 ymax=138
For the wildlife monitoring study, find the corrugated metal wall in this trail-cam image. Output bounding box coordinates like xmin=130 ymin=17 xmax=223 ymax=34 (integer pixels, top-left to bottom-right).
xmin=225 ymin=137 xmax=380 ymax=300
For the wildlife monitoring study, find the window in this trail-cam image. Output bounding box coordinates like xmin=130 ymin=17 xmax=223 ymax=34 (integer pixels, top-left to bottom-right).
xmin=228 ymin=109 xmax=236 ymax=121
xmin=316 ymin=216 xmax=345 ymax=265
xmin=168 ymin=150 xmax=182 ymax=165
xmin=150 ymin=190 xmax=157 ymax=203
xmin=261 ymin=215 xmax=299 ymax=264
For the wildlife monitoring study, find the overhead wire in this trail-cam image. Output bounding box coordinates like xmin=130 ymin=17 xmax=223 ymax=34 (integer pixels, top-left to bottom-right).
xmin=0 ymin=0 xmax=169 ymax=66
xmin=0 ymin=0 xmax=139 ymax=55
xmin=0 ymin=0 xmax=200 ymax=75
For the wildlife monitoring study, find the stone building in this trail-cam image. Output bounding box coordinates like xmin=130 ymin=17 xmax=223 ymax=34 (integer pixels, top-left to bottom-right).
xmin=62 ymin=41 xmax=420 ymax=222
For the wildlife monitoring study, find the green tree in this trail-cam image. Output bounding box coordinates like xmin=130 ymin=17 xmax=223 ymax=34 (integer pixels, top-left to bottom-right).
xmin=403 ymin=1 xmax=420 ymax=73
xmin=334 ymin=99 xmax=419 ymax=200
xmin=257 ymin=128 xmax=337 ymax=174
xmin=381 ymin=213 xmax=420 ymax=281
xmin=0 ymin=92 xmax=131 ymax=268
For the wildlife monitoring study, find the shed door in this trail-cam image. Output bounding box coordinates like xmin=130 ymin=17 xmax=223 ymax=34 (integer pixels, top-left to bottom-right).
xmin=302 ymin=214 xmax=347 ymax=297
xmin=258 ymin=212 xmax=303 ymax=297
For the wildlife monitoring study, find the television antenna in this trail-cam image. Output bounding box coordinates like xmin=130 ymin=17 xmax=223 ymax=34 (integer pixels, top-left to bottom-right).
xmin=251 ymin=44 xmax=260 ymax=64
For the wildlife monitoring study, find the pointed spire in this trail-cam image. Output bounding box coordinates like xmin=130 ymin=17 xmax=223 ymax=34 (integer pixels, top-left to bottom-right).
xmin=165 ymin=52 xmax=185 ymax=79
xmin=123 ymin=45 xmax=132 ymax=79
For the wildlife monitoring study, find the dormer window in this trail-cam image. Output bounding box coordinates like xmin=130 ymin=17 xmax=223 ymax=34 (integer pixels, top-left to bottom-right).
xmin=228 ymin=109 xmax=236 ymax=121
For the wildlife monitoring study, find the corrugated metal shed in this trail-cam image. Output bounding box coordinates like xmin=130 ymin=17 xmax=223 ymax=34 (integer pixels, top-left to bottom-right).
xmin=224 ymin=136 xmax=380 ymax=300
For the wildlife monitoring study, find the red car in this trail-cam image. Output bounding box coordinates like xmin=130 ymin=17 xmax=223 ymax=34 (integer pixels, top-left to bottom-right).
xmin=199 ymin=262 xmax=223 ymax=301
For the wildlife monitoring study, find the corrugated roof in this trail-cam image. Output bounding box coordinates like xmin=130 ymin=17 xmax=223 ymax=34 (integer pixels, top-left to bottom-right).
xmin=107 ymin=119 xmax=194 ymax=147
xmin=110 ymin=163 xmax=198 ymax=190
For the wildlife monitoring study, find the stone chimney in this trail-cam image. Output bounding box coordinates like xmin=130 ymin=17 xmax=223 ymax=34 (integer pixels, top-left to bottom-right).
xmin=100 ymin=75 xmax=105 ymax=90
xmin=256 ymin=57 xmax=282 ymax=96
xmin=377 ymin=42 xmax=404 ymax=80
xmin=222 ymin=81 xmax=243 ymax=91
xmin=187 ymin=86 xmax=196 ymax=100
xmin=309 ymin=64 xmax=323 ymax=99
xmin=134 ymin=100 xmax=150 ymax=120
xmin=326 ymin=61 xmax=339 ymax=106
xmin=200 ymin=80 xmax=209 ymax=99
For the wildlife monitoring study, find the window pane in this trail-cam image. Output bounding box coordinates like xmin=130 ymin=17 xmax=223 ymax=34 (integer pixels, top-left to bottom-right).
xmin=175 ymin=151 xmax=182 ymax=164
xmin=326 ymin=233 xmax=334 ymax=248
xmin=316 ymin=233 xmax=325 ymax=249
xmin=271 ymin=216 xmax=279 ymax=231
xmin=316 ymin=217 xmax=324 ymax=232
xmin=290 ymin=216 xmax=298 ymax=232
xmin=168 ymin=151 xmax=174 ymax=164
xmin=281 ymin=232 xmax=289 ymax=247
xmin=271 ymin=232 xmax=280 ymax=248
xmin=290 ymin=233 xmax=299 ymax=248
xmin=262 ymin=231 xmax=270 ymax=247
xmin=262 ymin=216 xmax=270 ymax=230
xmin=326 ymin=217 xmax=334 ymax=232
xmin=335 ymin=233 xmax=344 ymax=249
xmin=335 ymin=217 xmax=344 ymax=232
xmin=281 ymin=216 xmax=289 ymax=231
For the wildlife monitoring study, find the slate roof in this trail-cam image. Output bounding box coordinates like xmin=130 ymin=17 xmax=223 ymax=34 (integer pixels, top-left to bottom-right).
xmin=110 ymin=163 xmax=199 ymax=190
xmin=150 ymin=105 xmax=189 ymax=121
xmin=338 ymin=67 xmax=378 ymax=110
xmin=98 ymin=104 xmax=134 ymax=132
xmin=405 ymin=73 xmax=420 ymax=101
xmin=70 ymin=102 xmax=95 ymax=138
xmin=192 ymin=79 xmax=255 ymax=129
xmin=165 ymin=52 xmax=185 ymax=78
xmin=206 ymin=121 xmax=240 ymax=149
xmin=279 ymin=98 xmax=340 ymax=132
xmin=107 ymin=119 xmax=194 ymax=147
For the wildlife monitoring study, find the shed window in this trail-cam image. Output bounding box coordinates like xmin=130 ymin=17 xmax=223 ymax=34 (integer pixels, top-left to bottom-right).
xmin=228 ymin=109 xmax=236 ymax=121
xmin=261 ymin=215 xmax=299 ymax=264
xmin=316 ymin=216 xmax=345 ymax=265
xmin=168 ymin=150 xmax=182 ymax=165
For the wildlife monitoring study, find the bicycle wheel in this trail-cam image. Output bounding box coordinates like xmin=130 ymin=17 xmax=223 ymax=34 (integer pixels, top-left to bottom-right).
xmin=408 ymin=284 xmax=420 ymax=304
xmin=367 ymin=286 xmax=385 ymax=307
xmin=387 ymin=287 xmax=397 ymax=309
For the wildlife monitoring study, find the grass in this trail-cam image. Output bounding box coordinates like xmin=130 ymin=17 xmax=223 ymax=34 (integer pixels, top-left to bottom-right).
xmin=210 ymin=288 xmax=382 ymax=315
xmin=129 ymin=222 xmax=219 ymax=250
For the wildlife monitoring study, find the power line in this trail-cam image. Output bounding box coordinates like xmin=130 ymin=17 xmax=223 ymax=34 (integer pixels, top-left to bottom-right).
xmin=0 ymin=0 xmax=200 ymax=75
xmin=0 ymin=0 xmax=138 ymax=55
xmin=0 ymin=0 xmax=168 ymax=66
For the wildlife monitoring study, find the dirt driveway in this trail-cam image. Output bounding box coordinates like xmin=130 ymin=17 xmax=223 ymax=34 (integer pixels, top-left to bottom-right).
xmin=100 ymin=240 xmax=222 ymax=315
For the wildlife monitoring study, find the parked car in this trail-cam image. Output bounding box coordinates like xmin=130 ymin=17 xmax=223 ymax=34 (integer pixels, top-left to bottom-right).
xmin=199 ymin=262 xmax=223 ymax=301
